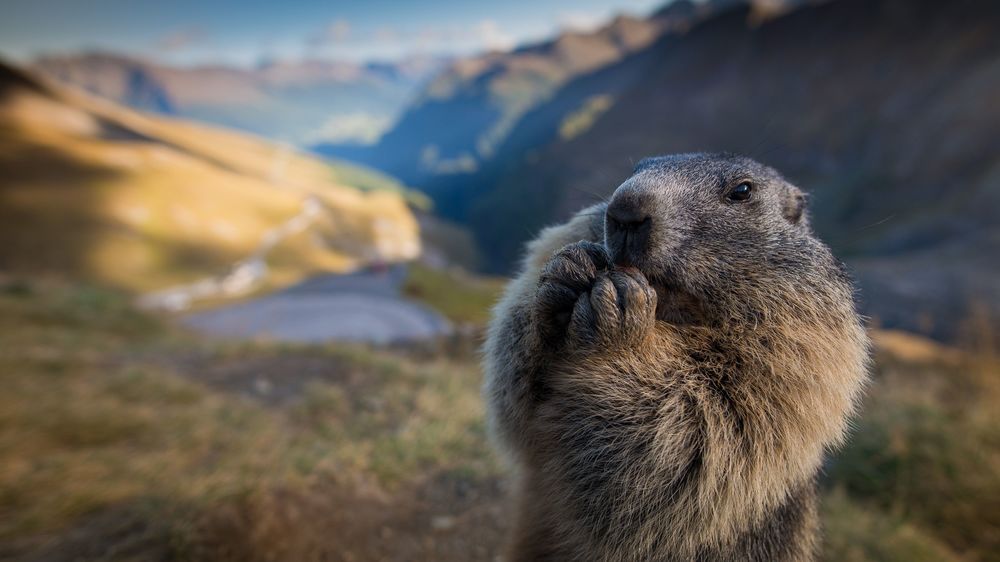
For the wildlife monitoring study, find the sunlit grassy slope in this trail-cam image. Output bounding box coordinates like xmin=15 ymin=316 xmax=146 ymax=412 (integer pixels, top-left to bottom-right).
xmin=2 ymin=277 xmax=997 ymax=561
xmin=0 ymin=62 xmax=420 ymax=294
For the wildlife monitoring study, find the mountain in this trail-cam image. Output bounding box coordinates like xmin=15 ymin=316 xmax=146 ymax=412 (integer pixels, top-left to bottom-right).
xmin=321 ymin=1 xmax=742 ymax=190
xmin=333 ymin=0 xmax=800 ymax=220
xmin=338 ymin=0 xmax=997 ymax=344
xmin=31 ymin=53 xmax=444 ymax=146
xmin=0 ymin=60 xmax=420 ymax=303
xmin=455 ymin=0 xmax=1000 ymax=343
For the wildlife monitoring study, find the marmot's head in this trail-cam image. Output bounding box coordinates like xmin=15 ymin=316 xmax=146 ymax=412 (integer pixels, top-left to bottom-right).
xmin=605 ymin=153 xmax=844 ymax=324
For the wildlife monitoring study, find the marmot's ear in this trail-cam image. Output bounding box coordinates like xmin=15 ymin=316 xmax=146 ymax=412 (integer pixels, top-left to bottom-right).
xmin=783 ymin=189 xmax=808 ymax=226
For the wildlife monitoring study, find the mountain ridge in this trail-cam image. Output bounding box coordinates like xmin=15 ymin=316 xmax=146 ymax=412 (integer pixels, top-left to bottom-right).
xmin=350 ymin=0 xmax=999 ymax=344
xmin=318 ymin=1 xmax=723 ymax=184
xmin=31 ymin=52 xmax=445 ymax=146
xmin=0 ymin=59 xmax=420 ymax=304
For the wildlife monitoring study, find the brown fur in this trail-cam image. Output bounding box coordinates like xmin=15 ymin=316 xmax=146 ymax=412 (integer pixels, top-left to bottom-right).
xmin=483 ymin=154 xmax=869 ymax=561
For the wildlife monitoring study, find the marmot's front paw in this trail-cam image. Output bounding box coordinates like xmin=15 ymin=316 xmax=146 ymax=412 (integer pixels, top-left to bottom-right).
xmin=566 ymin=268 xmax=657 ymax=349
xmin=535 ymin=241 xmax=610 ymax=345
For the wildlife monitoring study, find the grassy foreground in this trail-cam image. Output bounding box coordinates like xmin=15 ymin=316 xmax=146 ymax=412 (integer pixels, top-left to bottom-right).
xmin=0 ymin=279 xmax=504 ymax=561
xmin=0 ymin=278 xmax=997 ymax=561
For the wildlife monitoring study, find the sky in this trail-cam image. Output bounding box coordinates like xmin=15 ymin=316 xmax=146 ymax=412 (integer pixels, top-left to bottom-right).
xmin=0 ymin=0 xmax=666 ymax=67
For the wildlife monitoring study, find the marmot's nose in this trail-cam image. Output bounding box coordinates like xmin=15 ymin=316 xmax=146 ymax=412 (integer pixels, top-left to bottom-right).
xmin=606 ymin=198 xmax=653 ymax=267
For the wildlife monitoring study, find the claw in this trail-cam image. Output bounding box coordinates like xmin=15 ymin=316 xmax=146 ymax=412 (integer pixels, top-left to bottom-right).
xmin=535 ymin=241 xmax=613 ymax=345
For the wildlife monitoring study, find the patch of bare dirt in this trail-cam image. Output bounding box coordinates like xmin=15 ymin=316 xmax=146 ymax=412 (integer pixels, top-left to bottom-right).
xmin=165 ymin=349 xmax=367 ymax=407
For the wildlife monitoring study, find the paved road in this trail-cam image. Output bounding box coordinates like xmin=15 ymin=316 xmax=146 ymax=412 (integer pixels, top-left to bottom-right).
xmin=183 ymin=265 xmax=452 ymax=344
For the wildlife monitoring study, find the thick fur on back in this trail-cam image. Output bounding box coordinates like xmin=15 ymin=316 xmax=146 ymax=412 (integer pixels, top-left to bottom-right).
xmin=483 ymin=154 xmax=869 ymax=561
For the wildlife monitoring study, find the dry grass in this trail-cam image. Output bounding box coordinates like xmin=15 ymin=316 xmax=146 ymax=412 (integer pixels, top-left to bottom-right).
xmin=1 ymin=277 xmax=998 ymax=561
xmin=0 ymin=279 xmax=503 ymax=561
xmin=821 ymin=490 xmax=964 ymax=562
xmin=401 ymin=264 xmax=506 ymax=326
xmin=825 ymin=330 xmax=1000 ymax=561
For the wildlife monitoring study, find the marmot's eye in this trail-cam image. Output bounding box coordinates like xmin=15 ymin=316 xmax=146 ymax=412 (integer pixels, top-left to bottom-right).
xmin=728 ymin=182 xmax=753 ymax=202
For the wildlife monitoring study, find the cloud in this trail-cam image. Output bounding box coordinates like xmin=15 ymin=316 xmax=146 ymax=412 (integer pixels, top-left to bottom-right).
xmin=373 ymin=26 xmax=398 ymax=43
xmin=307 ymin=19 xmax=352 ymax=47
xmin=557 ymin=10 xmax=611 ymax=32
xmin=303 ymin=19 xmax=516 ymax=59
xmin=475 ymin=20 xmax=516 ymax=51
xmin=155 ymin=27 xmax=208 ymax=52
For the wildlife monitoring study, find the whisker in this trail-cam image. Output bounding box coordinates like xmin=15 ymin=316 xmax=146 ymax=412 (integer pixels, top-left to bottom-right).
xmin=565 ymin=184 xmax=611 ymax=204
xmin=855 ymin=214 xmax=896 ymax=231
xmin=747 ymin=115 xmax=778 ymax=159
xmin=756 ymin=140 xmax=790 ymax=161
xmin=747 ymin=113 xmax=777 ymax=160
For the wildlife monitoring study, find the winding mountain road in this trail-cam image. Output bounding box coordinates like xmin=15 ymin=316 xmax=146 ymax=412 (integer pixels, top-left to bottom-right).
xmin=183 ymin=265 xmax=452 ymax=344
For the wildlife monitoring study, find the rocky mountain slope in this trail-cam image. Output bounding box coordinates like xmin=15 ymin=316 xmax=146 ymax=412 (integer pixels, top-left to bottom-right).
xmin=32 ymin=53 xmax=443 ymax=146
xmin=347 ymin=0 xmax=998 ymax=343
xmin=0 ymin=61 xmax=420 ymax=303
xmin=464 ymin=0 xmax=1000 ymax=342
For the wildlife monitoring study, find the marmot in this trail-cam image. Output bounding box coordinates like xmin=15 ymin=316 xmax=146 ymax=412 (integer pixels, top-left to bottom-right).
xmin=483 ymin=153 xmax=869 ymax=561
